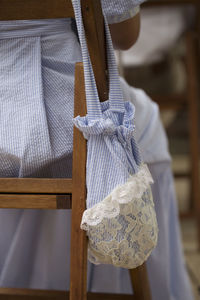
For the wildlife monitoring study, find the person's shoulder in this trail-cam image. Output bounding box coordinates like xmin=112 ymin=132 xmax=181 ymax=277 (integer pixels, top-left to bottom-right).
xmin=101 ymin=0 xmax=144 ymax=24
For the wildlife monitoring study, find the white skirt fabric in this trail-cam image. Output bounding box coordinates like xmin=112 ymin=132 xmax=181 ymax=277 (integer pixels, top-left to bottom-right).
xmin=0 ymin=19 xmax=193 ymax=300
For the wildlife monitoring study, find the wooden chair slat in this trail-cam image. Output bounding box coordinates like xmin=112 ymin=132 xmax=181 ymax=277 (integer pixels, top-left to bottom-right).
xmin=0 ymin=194 xmax=71 ymax=209
xmin=0 ymin=178 xmax=72 ymax=194
xmin=0 ymin=288 xmax=136 ymax=300
xmin=0 ymin=288 xmax=67 ymax=298
xmin=0 ymin=0 xmax=74 ymax=20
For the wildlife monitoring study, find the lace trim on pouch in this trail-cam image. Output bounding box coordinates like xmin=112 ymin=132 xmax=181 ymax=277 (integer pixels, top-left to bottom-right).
xmin=81 ymin=164 xmax=154 ymax=229
xmin=81 ymin=164 xmax=158 ymax=268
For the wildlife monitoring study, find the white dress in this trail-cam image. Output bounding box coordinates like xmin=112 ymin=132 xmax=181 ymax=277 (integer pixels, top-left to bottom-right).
xmin=0 ymin=1 xmax=193 ymax=299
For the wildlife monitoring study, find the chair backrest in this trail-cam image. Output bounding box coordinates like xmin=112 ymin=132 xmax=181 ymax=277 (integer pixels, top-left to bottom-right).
xmin=0 ymin=0 xmax=108 ymax=198
xmin=0 ymin=0 xmax=74 ymax=20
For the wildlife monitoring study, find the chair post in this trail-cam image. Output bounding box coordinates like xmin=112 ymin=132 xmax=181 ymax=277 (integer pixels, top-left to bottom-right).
xmin=185 ymin=32 xmax=200 ymax=248
xmin=70 ymin=63 xmax=88 ymax=300
xmin=129 ymin=264 xmax=152 ymax=300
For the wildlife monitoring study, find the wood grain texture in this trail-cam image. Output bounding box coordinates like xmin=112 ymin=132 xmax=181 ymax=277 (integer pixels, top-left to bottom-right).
xmin=129 ymin=264 xmax=152 ymax=300
xmin=0 ymin=194 xmax=71 ymax=209
xmin=185 ymin=32 xmax=200 ymax=247
xmin=81 ymin=0 xmax=108 ymax=102
xmin=56 ymin=195 xmax=72 ymax=209
xmin=0 ymin=288 xmax=136 ymax=299
xmin=0 ymin=178 xmax=72 ymax=194
xmin=0 ymin=288 xmax=66 ymax=299
xmin=70 ymin=63 xmax=87 ymax=300
xmin=152 ymin=94 xmax=187 ymax=110
xmin=0 ymin=0 xmax=74 ymax=20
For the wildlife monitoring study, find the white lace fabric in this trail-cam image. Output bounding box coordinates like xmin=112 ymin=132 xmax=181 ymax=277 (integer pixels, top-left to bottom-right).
xmin=81 ymin=164 xmax=158 ymax=269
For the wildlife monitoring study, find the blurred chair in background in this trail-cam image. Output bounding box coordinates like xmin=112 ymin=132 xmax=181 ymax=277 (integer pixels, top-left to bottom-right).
xmin=118 ymin=0 xmax=200 ymax=246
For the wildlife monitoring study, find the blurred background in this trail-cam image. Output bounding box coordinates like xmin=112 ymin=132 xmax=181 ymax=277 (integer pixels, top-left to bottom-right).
xmin=117 ymin=1 xmax=200 ymax=298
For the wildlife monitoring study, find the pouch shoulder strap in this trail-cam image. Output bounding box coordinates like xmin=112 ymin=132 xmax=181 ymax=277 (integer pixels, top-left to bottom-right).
xmin=72 ymin=0 xmax=125 ymax=121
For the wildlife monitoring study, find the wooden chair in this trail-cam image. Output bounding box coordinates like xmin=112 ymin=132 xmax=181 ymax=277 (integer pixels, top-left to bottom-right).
xmin=121 ymin=0 xmax=199 ymax=246
xmin=0 ymin=0 xmax=152 ymax=299
xmin=142 ymin=0 xmax=200 ymax=246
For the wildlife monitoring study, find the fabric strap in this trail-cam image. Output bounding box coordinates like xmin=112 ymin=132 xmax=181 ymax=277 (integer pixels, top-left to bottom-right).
xmin=71 ymin=0 xmax=125 ymax=121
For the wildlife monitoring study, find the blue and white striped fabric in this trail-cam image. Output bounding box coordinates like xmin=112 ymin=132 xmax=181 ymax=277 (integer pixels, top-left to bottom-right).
xmin=72 ymin=0 xmax=158 ymax=269
xmin=0 ymin=19 xmax=82 ymax=178
xmin=101 ymin=0 xmax=141 ymax=24
xmin=0 ymin=0 xmax=193 ymax=298
xmin=73 ymin=0 xmax=142 ymax=209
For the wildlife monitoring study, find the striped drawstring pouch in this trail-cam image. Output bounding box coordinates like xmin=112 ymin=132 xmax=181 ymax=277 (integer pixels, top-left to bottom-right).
xmin=72 ymin=0 xmax=158 ymax=269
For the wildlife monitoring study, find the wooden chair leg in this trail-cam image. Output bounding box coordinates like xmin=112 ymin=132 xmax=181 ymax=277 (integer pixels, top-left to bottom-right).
xmin=70 ymin=63 xmax=88 ymax=300
xmin=129 ymin=264 xmax=152 ymax=300
xmin=185 ymin=32 xmax=200 ymax=248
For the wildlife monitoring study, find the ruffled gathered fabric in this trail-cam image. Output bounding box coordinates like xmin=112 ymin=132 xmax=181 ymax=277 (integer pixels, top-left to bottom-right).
xmin=74 ymin=101 xmax=142 ymax=209
xmin=74 ymin=101 xmax=158 ymax=268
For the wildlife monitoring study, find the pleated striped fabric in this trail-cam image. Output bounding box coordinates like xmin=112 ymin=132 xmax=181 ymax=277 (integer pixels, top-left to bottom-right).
xmin=0 ymin=19 xmax=82 ymax=178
